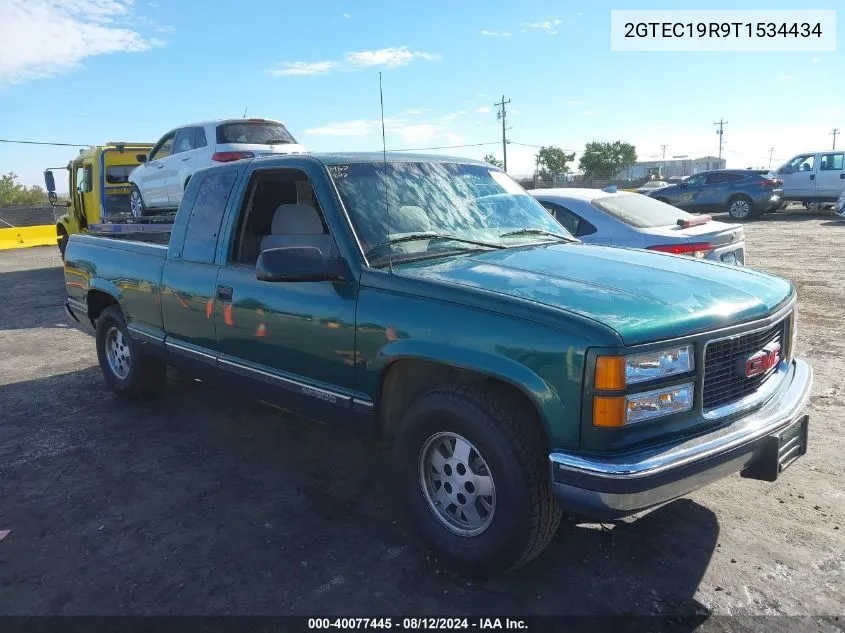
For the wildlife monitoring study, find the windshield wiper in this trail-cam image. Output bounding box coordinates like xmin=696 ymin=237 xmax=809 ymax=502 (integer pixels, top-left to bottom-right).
xmin=498 ymin=228 xmax=577 ymax=242
xmin=365 ymin=233 xmax=504 ymax=259
xmin=265 ymin=138 xmax=292 ymax=144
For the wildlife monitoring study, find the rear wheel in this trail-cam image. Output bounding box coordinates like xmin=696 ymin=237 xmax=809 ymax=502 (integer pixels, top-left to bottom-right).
xmin=129 ymin=185 xmax=146 ymax=218
xmin=728 ymin=195 xmax=756 ymax=221
xmin=95 ymin=306 xmax=165 ymax=398
xmin=393 ymin=384 xmax=561 ymax=576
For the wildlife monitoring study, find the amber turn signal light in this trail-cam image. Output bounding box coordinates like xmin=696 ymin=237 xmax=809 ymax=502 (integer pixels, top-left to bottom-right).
xmin=594 ymin=356 xmax=626 ymax=390
xmin=593 ymin=396 xmax=626 ymax=428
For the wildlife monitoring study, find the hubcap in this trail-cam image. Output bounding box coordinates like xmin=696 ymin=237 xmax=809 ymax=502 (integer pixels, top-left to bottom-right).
xmin=419 ymin=432 xmax=496 ymax=537
xmin=130 ymin=191 xmax=142 ymax=217
xmin=105 ymin=326 xmax=131 ymax=379
xmin=731 ymin=199 xmax=750 ymax=218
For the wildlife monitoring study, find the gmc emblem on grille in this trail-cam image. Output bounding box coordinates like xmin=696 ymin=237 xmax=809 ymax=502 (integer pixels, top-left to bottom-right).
xmin=737 ymin=342 xmax=781 ymax=378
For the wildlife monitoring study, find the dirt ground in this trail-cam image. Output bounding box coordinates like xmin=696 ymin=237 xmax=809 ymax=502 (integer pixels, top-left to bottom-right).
xmin=0 ymin=207 xmax=843 ymax=623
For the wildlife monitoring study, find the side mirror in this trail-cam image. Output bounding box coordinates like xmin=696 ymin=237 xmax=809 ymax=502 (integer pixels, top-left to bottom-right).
xmin=256 ymin=246 xmax=344 ymax=282
xmin=44 ymin=170 xmax=56 ymax=193
xmin=678 ymin=181 xmax=688 ymax=187
xmin=136 ymin=154 xmax=148 ymax=163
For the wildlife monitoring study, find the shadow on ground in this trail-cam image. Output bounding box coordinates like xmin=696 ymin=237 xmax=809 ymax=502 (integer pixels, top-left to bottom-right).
xmin=0 ymin=266 xmax=67 ymax=330
xmin=0 ymin=367 xmax=717 ymax=622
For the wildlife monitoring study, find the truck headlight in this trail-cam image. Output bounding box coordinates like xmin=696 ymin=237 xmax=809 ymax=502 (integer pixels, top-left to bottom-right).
xmin=594 ymin=383 xmax=694 ymax=427
xmin=594 ymin=345 xmax=694 ymax=389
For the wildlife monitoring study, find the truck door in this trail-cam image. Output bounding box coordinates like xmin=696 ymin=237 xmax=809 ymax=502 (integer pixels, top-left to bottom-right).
xmin=160 ymin=167 xmax=240 ymax=362
xmin=213 ymin=164 xmax=358 ymax=417
xmin=816 ymin=152 xmax=845 ymax=199
xmin=73 ymin=161 xmax=96 ymax=223
xmin=778 ymin=153 xmax=817 ymax=199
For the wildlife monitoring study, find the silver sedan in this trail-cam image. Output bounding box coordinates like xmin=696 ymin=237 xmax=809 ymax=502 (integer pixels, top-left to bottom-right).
xmin=530 ymin=187 xmax=747 ymax=265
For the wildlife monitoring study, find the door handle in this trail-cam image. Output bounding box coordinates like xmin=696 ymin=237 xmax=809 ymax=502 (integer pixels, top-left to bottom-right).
xmin=156 ymin=163 xmax=164 ymax=169
xmin=216 ymin=285 xmax=233 ymax=301
xmin=181 ymin=156 xmax=191 ymax=161
xmin=840 ymin=173 xmax=844 ymax=179
xmin=810 ymin=174 xmax=815 ymax=180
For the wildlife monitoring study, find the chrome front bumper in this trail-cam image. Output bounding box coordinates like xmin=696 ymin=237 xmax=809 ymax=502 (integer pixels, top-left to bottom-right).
xmin=549 ymin=358 xmax=813 ymax=519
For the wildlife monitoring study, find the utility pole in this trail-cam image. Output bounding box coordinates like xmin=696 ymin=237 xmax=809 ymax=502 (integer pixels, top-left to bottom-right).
xmin=768 ymin=147 xmax=775 ymax=169
xmin=495 ymin=95 xmax=511 ymax=172
xmin=831 ymin=128 xmax=840 ymax=150
xmin=660 ymin=144 xmax=668 ymax=177
xmin=714 ymin=119 xmax=728 ymax=162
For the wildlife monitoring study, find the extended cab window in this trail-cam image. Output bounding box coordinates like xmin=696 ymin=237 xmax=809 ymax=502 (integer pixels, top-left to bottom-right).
xmin=181 ymin=170 xmax=239 ymax=264
xmin=820 ymin=153 xmax=844 ymax=171
xmin=229 ymin=169 xmax=335 ymax=266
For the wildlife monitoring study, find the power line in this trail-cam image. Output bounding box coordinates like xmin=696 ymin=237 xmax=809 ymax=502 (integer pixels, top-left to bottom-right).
xmin=494 ymin=95 xmax=511 ymax=172
xmin=831 ymin=128 xmax=840 ymax=150
xmin=386 ymin=141 xmax=500 ymax=152
xmin=507 ymin=141 xmax=579 ymax=152
xmin=0 ymin=138 xmax=90 ymax=147
xmin=714 ymin=119 xmax=728 ymax=161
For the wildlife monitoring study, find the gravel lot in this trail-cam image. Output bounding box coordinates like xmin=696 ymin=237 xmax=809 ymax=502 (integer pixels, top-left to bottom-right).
xmin=0 ymin=207 xmax=843 ymax=623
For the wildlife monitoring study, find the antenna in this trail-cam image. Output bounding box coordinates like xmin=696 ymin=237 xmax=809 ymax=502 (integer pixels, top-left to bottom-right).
xmin=242 ymin=106 xmax=248 ymax=118
xmin=379 ymin=72 xmax=393 ymax=273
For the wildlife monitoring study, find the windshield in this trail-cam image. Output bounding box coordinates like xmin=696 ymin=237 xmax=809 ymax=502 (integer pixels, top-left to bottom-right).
xmin=329 ymin=161 xmax=573 ymax=264
xmin=216 ymin=122 xmax=297 ymax=145
xmin=592 ymin=193 xmax=698 ymax=228
xmin=640 ymin=181 xmax=664 ymax=189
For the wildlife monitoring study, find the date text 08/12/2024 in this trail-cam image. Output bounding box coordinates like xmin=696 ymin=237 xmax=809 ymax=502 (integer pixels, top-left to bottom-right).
xmin=307 ymin=618 xmax=528 ymax=630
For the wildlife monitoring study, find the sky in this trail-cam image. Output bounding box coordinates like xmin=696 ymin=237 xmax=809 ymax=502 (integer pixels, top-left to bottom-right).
xmin=0 ymin=0 xmax=842 ymax=189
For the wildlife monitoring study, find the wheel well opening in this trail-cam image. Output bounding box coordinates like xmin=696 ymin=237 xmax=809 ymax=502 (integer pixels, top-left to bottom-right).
xmin=87 ymin=290 xmax=118 ymax=321
xmin=377 ymin=359 xmax=544 ymax=442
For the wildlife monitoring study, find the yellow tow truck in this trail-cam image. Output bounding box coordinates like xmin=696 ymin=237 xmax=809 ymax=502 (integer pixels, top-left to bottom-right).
xmin=43 ymin=142 xmax=170 ymax=256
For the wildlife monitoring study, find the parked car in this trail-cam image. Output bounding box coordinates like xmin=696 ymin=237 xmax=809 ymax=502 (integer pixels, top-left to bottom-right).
xmin=774 ymin=150 xmax=845 ymax=205
xmin=129 ymin=118 xmax=307 ymax=216
xmin=64 ymin=153 xmax=812 ymax=575
xmin=635 ymin=180 xmax=671 ymax=195
xmin=645 ymin=169 xmax=783 ymax=220
xmin=531 ymin=187 xmax=746 ymax=265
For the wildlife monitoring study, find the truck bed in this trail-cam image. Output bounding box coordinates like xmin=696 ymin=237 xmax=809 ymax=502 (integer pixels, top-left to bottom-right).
xmin=64 ymin=233 xmax=167 ymax=335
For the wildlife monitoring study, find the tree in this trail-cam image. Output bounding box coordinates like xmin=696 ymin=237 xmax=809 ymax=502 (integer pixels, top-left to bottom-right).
xmin=578 ymin=141 xmax=637 ymax=180
xmin=483 ymin=153 xmax=503 ymax=168
xmin=536 ymin=146 xmax=576 ymax=181
xmin=0 ymin=172 xmax=49 ymax=205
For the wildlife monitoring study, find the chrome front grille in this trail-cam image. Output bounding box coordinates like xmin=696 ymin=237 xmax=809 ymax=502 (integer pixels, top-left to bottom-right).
xmin=703 ymin=318 xmax=788 ymax=410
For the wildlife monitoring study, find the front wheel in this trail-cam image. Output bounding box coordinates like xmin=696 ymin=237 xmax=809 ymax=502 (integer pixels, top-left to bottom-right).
xmin=95 ymin=306 xmax=165 ymax=398
xmin=129 ymin=185 xmax=146 ymax=218
xmin=57 ymin=227 xmax=68 ymax=260
xmin=393 ymin=384 xmax=561 ymax=575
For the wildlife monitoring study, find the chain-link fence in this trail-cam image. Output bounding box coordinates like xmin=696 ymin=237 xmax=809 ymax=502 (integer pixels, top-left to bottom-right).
xmin=0 ymin=205 xmax=62 ymax=228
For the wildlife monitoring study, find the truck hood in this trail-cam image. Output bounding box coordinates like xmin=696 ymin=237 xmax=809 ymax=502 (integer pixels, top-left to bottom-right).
xmin=396 ymin=243 xmax=792 ymax=345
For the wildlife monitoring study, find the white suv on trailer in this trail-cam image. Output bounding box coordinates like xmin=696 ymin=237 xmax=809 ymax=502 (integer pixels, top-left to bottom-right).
xmin=129 ymin=118 xmax=307 ymax=216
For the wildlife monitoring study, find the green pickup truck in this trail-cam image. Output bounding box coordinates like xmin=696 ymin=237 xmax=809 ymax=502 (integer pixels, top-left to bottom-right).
xmin=64 ymin=153 xmax=813 ymax=574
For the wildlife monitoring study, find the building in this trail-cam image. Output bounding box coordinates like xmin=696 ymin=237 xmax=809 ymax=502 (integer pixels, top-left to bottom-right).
xmin=616 ymin=156 xmax=727 ymax=180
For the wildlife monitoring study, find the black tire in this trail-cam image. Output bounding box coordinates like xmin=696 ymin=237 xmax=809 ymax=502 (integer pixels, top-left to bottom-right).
xmin=129 ymin=184 xmax=146 ymax=218
xmin=727 ymin=195 xmax=758 ymax=221
xmin=57 ymin=227 xmax=68 ymax=260
xmin=393 ymin=383 xmax=561 ymax=576
xmin=95 ymin=305 xmax=165 ymax=398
